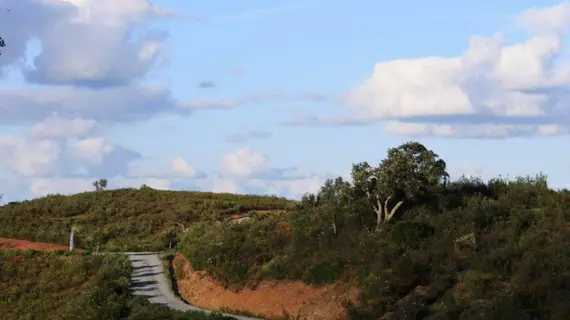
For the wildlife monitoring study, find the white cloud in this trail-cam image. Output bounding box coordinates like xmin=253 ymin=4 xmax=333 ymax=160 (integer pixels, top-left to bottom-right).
xmin=447 ymin=161 xmax=497 ymax=181
xmin=244 ymin=177 xmax=325 ymax=199
xmin=29 ymin=177 xmax=93 ymax=197
xmin=384 ymin=121 xmax=568 ymax=138
xmin=211 ymin=178 xmax=239 ymax=193
xmin=0 ymin=85 xmax=180 ymax=125
xmin=30 ymin=114 xmax=99 ymax=139
xmin=219 ymin=148 xmax=269 ymax=178
xmin=127 ymin=156 xmax=205 ymax=179
xmin=516 ymin=2 xmax=570 ymax=34
xmin=215 ymin=148 xmax=326 ymax=199
xmin=344 ymin=2 xmax=570 ymax=138
xmin=72 ymin=138 xmax=115 ymax=163
xmin=170 ymin=156 xmax=200 ymax=178
xmin=0 ymin=135 xmax=62 ymax=177
xmin=219 ymin=148 xmax=317 ymax=181
xmin=0 ymin=126 xmax=140 ymax=180
xmin=1 ymin=0 xmax=176 ymax=86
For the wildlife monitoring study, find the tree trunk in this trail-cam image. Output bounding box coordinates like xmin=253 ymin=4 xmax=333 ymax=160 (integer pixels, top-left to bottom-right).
xmin=374 ymin=199 xmax=383 ymax=232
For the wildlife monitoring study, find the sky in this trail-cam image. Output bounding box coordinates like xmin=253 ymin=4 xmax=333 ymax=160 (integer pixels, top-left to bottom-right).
xmin=1 ymin=0 xmax=570 ymax=202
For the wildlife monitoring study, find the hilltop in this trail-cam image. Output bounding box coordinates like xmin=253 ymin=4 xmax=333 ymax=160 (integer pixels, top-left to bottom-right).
xmin=0 ymin=188 xmax=294 ymax=252
xmin=175 ymin=142 xmax=570 ymax=319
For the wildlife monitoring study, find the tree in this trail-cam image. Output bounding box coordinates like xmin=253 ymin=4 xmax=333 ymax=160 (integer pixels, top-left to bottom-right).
xmin=348 ymin=142 xmax=449 ymax=231
xmin=317 ymin=177 xmax=353 ymax=235
xmin=161 ymin=229 xmax=178 ymax=250
xmin=376 ymin=141 xmax=449 ymax=203
xmin=92 ymin=178 xmax=108 ymax=191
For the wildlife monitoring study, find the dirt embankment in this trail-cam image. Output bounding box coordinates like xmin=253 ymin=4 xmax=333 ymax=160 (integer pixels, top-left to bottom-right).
xmin=173 ymin=254 xmax=358 ymax=320
xmin=0 ymin=237 xmax=82 ymax=251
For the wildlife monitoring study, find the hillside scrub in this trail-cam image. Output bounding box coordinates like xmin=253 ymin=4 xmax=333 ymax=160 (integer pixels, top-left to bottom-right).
xmin=0 ymin=187 xmax=293 ymax=252
xmin=0 ymin=250 xmax=235 ymax=320
xmin=179 ymin=141 xmax=570 ymax=319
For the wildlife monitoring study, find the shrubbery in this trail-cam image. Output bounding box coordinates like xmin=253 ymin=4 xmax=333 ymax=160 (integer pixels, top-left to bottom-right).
xmin=0 ymin=188 xmax=293 ymax=252
xmin=0 ymin=250 xmax=236 ymax=319
xmin=178 ymin=142 xmax=570 ymax=319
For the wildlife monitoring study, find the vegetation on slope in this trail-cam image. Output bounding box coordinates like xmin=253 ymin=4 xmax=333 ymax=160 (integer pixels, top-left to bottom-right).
xmin=179 ymin=141 xmax=570 ymax=319
xmin=0 ymin=250 xmax=234 ymax=320
xmin=0 ymin=188 xmax=294 ymax=251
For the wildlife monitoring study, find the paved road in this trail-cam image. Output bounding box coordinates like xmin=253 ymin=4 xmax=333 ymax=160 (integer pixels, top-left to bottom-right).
xmin=125 ymin=252 xmax=261 ymax=320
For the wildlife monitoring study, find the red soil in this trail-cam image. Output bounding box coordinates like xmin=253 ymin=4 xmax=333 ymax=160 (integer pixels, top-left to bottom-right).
xmin=174 ymin=253 xmax=359 ymax=320
xmin=0 ymin=237 xmax=83 ymax=252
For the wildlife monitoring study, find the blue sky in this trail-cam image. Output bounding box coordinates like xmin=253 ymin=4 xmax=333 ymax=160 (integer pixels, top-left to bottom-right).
xmin=1 ymin=0 xmax=570 ymax=201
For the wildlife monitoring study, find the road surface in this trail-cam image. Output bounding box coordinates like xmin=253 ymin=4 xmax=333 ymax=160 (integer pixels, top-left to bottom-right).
xmin=125 ymin=252 xmax=261 ymax=320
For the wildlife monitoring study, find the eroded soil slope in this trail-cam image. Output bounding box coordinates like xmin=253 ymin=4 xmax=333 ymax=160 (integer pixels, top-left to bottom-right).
xmin=173 ymin=253 xmax=358 ymax=320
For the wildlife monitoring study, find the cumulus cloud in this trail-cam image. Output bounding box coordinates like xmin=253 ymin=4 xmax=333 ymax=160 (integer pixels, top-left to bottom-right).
xmin=0 ymin=129 xmax=140 ymax=179
xmin=170 ymin=156 xmax=203 ymax=178
xmin=211 ymin=178 xmax=240 ymax=194
xmin=219 ymin=148 xmax=313 ymax=180
xmin=71 ymin=138 xmax=115 ymax=163
xmin=29 ymin=177 xmax=93 ymax=197
xmin=0 ymin=135 xmax=62 ymax=177
xmin=0 ymin=0 xmax=331 ymax=202
xmin=210 ymin=176 xmax=325 ymax=199
xmin=0 ymin=84 xmax=182 ymax=125
xmin=127 ymin=155 xmax=205 ymax=179
xmin=336 ymin=2 xmax=570 ymax=138
xmin=1 ymin=0 xmax=175 ymax=86
xmin=516 ymin=2 xmax=570 ymax=35
xmin=29 ymin=114 xmax=99 ymax=139
xmin=216 ymin=148 xmax=326 ymax=199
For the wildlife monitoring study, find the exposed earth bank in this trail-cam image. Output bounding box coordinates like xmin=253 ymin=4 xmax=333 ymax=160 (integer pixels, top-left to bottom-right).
xmin=173 ymin=253 xmax=359 ymax=320
xmin=0 ymin=237 xmax=81 ymax=251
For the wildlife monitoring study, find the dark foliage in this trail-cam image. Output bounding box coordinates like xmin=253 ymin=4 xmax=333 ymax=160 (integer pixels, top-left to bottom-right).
xmin=178 ymin=142 xmax=570 ymax=319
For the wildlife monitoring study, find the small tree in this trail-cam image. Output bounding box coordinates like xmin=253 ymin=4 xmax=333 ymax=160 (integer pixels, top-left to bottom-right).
xmin=92 ymin=178 xmax=108 ymax=191
xmin=161 ymin=229 xmax=179 ymax=250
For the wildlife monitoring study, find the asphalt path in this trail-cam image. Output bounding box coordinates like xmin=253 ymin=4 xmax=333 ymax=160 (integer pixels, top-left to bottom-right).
xmin=125 ymin=252 xmax=261 ymax=320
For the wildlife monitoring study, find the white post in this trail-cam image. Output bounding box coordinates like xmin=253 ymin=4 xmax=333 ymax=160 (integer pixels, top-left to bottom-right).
xmin=69 ymin=226 xmax=75 ymax=251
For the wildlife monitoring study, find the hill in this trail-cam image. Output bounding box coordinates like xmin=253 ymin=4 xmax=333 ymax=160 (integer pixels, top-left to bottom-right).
xmin=0 ymin=250 xmax=231 ymax=320
xmin=175 ymin=142 xmax=570 ymax=319
xmin=4 ymin=141 xmax=570 ymax=319
xmin=0 ymin=188 xmax=294 ymax=252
